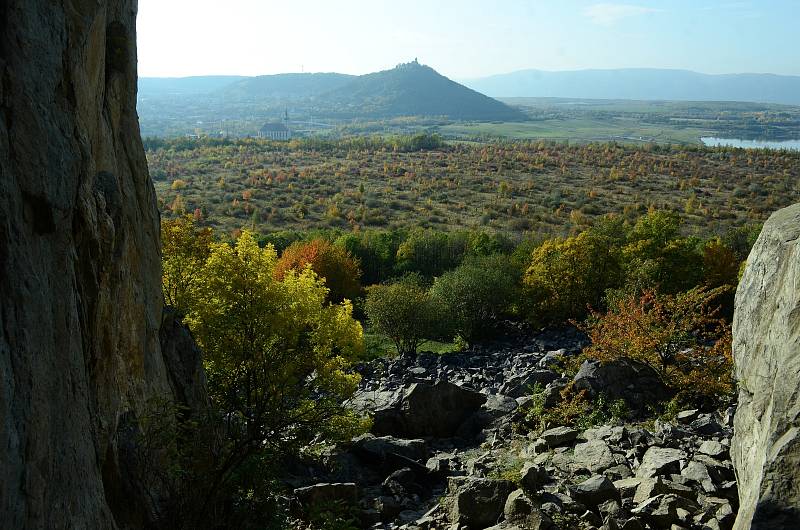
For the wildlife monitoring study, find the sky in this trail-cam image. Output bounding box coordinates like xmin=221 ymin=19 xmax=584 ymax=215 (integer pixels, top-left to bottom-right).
xmin=137 ymin=0 xmax=800 ymax=79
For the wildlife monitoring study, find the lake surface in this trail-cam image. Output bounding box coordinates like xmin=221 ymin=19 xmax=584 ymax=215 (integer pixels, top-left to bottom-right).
xmin=701 ymin=137 xmax=800 ymax=150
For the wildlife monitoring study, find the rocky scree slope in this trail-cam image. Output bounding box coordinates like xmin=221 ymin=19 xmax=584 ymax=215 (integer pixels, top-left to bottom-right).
xmin=0 ymin=2 xmax=206 ymax=528
xmin=288 ymin=329 xmax=739 ymax=530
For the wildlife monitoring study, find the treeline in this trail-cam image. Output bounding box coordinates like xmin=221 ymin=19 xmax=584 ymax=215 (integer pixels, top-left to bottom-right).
xmin=143 ymin=132 xmax=445 ymax=154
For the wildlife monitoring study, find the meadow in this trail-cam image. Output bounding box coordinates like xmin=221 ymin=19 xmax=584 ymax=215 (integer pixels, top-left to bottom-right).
xmin=148 ymin=135 xmax=800 ymax=239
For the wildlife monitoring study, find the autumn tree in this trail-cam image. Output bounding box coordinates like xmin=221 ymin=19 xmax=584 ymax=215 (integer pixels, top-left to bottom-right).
xmin=161 ymin=216 xmax=213 ymax=315
xmin=274 ymin=238 xmax=362 ymax=303
xmin=183 ymin=231 xmax=366 ymax=517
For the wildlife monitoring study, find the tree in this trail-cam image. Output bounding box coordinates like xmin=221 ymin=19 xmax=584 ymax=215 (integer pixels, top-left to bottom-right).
xmin=621 ymin=211 xmax=703 ymax=294
xmin=161 ymin=216 xmax=213 ymax=316
xmin=274 ymin=238 xmax=363 ymax=303
xmin=524 ymin=230 xmax=623 ymax=324
xmin=430 ymin=255 xmax=519 ymax=343
xmin=183 ymin=231 xmax=366 ymax=517
xmin=364 ymin=276 xmax=440 ymax=357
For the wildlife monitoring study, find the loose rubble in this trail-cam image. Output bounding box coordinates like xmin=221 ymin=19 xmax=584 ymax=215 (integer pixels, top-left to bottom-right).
xmin=288 ymin=327 xmax=738 ymax=529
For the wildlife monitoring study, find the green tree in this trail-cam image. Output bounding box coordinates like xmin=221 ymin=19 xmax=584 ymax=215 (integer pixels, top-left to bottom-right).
xmin=524 ymin=230 xmax=623 ymax=324
xmin=621 ymin=211 xmax=703 ymax=294
xmin=431 ymin=255 xmax=519 ymax=343
xmin=364 ymin=276 xmax=440 ymax=357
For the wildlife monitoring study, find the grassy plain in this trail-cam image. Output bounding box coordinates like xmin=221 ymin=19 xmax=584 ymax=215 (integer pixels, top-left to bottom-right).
xmin=149 ymin=137 xmax=800 ymax=239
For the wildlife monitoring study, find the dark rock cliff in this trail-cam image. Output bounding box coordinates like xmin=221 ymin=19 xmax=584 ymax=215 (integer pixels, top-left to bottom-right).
xmin=732 ymin=203 xmax=800 ymax=530
xmin=0 ymin=1 xmax=204 ymax=527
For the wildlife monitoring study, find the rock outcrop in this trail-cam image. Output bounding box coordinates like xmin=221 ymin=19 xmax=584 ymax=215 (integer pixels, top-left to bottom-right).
xmin=732 ymin=203 xmax=800 ymax=529
xmin=0 ymin=2 xmax=204 ymax=528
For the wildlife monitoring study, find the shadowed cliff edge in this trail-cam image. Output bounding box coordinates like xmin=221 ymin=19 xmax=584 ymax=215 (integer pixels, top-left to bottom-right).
xmin=0 ymin=2 xmax=206 ymax=528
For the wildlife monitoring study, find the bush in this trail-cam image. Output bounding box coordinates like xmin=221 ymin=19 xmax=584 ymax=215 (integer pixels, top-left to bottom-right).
xmin=523 ymin=229 xmax=623 ymax=324
xmin=364 ymin=276 xmax=440 ymax=357
xmin=581 ymin=287 xmax=734 ymax=407
xmin=275 ymin=239 xmax=363 ymax=303
xmin=430 ymin=255 xmax=520 ymax=343
xmin=621 ymin=211 xmax=703 ymax=294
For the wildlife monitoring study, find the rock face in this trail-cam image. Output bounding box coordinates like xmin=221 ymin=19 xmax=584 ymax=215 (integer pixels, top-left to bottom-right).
xmin=732 ymin=203 xmax=800 ymax=529
xmin=0 ymin=2 xmax=203 ymax=528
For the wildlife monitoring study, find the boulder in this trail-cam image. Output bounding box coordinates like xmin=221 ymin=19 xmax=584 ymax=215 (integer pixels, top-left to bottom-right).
xmin=732 ymin=203 xmax=800 ymax=529
xmin=450 ymin=477 xmax=514 ymax=528
xmin=573 ymin=359 xmax=672 ymax=413
xmin=520 ymin=463 xmax=550 ymax=492
xmin=354 ymin=433 xmax=429 ymax=462
xmin=636 ymin=447 xmax=685 ymax=478
xmin=569 ymin=475 xmax=620 ymax=508
xmin=294 ymin=483 xmax=359 ymax=508
xmin=500 ymin=370 xmax=560 ymax=398
xmin=504 ymin=488 xmax=533 ymax=520
xmin=573 ymin=440 xmax=619 ymax=473
xmin=539 ymin=426 xmax=580 ymax=447
xmin=372 ymin=381 xmax=487 ymax=438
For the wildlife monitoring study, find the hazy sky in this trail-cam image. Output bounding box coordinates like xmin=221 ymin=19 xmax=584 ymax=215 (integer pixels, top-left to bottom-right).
xmin=137 ymin=0 xmax=799 ymax=78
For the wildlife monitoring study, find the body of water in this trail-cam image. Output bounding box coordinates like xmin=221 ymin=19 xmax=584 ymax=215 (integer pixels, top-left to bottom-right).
xmin=701 ymin=137 xmax=800 ymax=150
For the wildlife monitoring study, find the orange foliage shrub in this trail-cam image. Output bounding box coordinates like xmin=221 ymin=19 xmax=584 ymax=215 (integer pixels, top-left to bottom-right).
xmin=582 ymin=287 xmax=734 ymax=406
xmin=275 ymin=239 xmax=362 ymax=303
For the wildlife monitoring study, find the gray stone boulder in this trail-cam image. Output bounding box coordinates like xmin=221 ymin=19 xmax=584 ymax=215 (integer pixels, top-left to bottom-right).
xmin=520 ymin=462 xmax=550 ymax=492
xmin=635 ymin=447 xmax=685 ymax=478
xmin=573 ymin=440 xmax=620 ymax=473
xmin=573 ymin=358 xmax=672 ymax=414
xmin=294 ymin=483 xmax=359 ymax=508
xmin=569 ymin=475 xmax=620 ymax=508
xmin=353 ymin=433 xmax=429 ymax=462
xmin=449 ymin=477 xmax=514 ymax=528
xmin=372 ymin=381 xmax=487 ymax=438
xmin=539 ymin=426 xmax=580 ymax=447
xmin=732 ymin=203 xmax=800 ymax=530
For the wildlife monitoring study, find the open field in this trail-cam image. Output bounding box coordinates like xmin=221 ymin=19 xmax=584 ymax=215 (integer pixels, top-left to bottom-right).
xmin=149 ymin=136 xmax=800 ymax=239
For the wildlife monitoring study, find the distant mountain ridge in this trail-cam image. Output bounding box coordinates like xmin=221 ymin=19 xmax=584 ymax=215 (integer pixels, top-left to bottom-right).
xmin=138 ymin=62 xmax=525 ymax=121
xmin=461 ymin=68 xmax=800 ymax=106
xmin=138 ymin=75 xmax=247 ymax=97
xmin=221 ymin=72 xmax=356 ymax=100
xmin=321 ymin=61 xmax=525 ymax=120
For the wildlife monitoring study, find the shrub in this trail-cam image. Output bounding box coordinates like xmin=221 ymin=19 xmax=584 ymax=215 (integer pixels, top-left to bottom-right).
xmin=275 ymin=239 xmax=363 ymax=303
xmin=523 ymin=230 xmax=623 ymax=324
xmin=621 ymin=211 xmax=703 ymax=294
xmin=364 ymin=276 xmax=440 ymax=357
xmin=430 ymin=255 xmax=519 ymax=343
xmin=581 ymin=287 xmax=734 ymax=407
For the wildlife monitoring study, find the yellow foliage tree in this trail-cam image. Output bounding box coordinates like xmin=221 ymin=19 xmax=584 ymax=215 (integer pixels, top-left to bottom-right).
xmin=524 ymin=231 xmax=623 ymax=323
xmin=184 ymin=231 xmax=366 ymax=454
